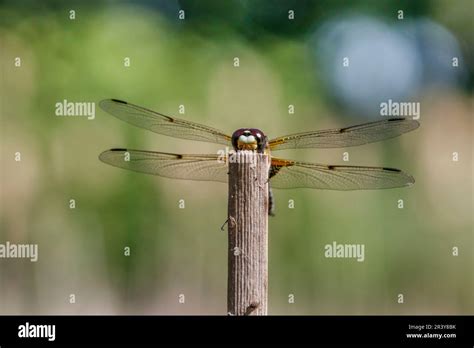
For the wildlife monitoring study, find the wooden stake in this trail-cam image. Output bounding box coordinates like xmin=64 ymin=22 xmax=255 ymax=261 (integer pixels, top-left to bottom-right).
xmin=227 ymin=150 xmax=270 ymax=315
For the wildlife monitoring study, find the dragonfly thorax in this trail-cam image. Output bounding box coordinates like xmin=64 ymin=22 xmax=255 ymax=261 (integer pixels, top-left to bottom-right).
xmin=231 ymin=128 xmax=267 ymax=153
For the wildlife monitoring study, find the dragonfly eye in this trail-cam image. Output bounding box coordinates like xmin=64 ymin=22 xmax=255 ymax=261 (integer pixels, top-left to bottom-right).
xmin=231 ymin=128 xmax=267 ymax=153
xmin=239 ymin=134 xmax=256 ymax=143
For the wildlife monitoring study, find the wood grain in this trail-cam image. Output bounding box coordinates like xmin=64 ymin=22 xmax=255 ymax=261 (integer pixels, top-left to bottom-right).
xmin=227 ymin=151 xmax=270 ymax=315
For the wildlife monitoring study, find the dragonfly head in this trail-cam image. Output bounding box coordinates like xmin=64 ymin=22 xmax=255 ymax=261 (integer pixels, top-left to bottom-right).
xmin=232 ymin=128 xmax=267 ymax=153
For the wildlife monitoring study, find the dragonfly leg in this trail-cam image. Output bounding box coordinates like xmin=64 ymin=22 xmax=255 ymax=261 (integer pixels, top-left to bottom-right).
xmin=220 ymin=219 xmax=228 ymax=231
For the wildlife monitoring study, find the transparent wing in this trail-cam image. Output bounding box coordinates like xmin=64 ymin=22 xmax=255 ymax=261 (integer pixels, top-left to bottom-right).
xmin=269 ymin=157 xmax=414 ymax=190
xmin=269 ymin=118 xmax=419 ymax=150
xmin=100 ymin=99 xmax=232 ymax=145
xmin=99 ymin=149 xmax=229 ymax=183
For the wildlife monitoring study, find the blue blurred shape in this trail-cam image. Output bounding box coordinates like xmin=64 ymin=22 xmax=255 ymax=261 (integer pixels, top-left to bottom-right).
xmin=399 ymin=18 xmax=465 ymax=88
xmin=311 ymin=15 xmax=423 ymax=118
xmin=311 ymin=15 xmax=465 ymax=119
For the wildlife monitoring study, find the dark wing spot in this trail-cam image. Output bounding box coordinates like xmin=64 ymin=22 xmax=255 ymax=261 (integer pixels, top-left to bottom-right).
xmin=110 ymin=148 xmax=128 ymax=151
xmin=387 ymin=117 xmax=405 ymax=122
xmin=176 ymin=154 xmax=183 ymax=159
xmin=327 ymin=165 xmax=336 ymax=170
xmin=382 ymin=167 xmax=401 ymax=172
xmin=111 ymin=99 xmax=127 ymax=104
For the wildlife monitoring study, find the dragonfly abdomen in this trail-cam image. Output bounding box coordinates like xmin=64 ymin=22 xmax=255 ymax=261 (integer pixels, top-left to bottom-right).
xmin=268 ymin=186 xmax=275 ymax=216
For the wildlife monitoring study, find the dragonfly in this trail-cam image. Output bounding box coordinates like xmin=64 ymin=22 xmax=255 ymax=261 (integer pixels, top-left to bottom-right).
xmin=99 ymin=99 xmax=419 ymax=215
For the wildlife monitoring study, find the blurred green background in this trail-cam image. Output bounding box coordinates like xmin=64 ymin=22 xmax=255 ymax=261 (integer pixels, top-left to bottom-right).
xmin=0 ymin=0 xmax=472 ymax=314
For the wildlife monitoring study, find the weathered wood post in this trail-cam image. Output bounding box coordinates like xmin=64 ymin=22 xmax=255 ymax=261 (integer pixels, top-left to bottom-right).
xmin=227 ymin=150 xmax=270 ymax=315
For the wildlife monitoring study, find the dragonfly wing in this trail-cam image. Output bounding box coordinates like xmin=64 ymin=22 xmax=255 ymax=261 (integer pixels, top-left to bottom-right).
xmin=99 ymin=149 xmax=229 ymax=183
xmin=269 ymin=118 xmax=419 ymax=150
xmin=269 ymin=157 xmax=414 ymax=190
xmin=100 ymin=99 xmax=232 ymax=145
